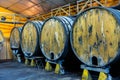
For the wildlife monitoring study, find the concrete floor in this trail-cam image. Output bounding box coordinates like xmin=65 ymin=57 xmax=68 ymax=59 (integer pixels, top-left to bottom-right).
xmin=0 ymin=61 xmax=80 ymax=80
xmin=0 ymin=61 xmax=120 ymax=80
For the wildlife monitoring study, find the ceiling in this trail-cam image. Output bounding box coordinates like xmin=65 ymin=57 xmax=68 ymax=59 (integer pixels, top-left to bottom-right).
xmin=0 ymin=0 xmax=78 ymax=18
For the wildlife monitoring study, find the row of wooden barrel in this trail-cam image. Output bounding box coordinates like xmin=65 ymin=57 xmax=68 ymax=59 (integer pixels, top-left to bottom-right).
xmin=10 ymin=7 xmax=120 ymax=68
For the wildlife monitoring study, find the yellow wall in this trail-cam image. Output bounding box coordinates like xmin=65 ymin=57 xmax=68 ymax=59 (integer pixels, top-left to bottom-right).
xmin=0 ymin=7 xmax=27 ymax=60
xmin=0 ymin=7 xmax=27 ymax=38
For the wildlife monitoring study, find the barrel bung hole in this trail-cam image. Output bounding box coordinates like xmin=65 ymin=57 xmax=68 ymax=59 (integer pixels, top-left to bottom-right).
xmin=110 ymin=42 xmax=112 ymax=46
xmin=106 ymin=30 xmax=109 ymax=33
xmin=50 ymin=52 xmax=54 ymax=59
xmin=27 ymin=52 xmax=31 ymax=56
xmin=92 ymin=56 xmax=98 ymax=66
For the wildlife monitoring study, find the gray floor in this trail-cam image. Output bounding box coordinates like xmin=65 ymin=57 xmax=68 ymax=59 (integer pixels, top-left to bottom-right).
xmin=0 ymin=61 xmax=80 ymax=80
xmin=0 ymin=61 xmax=120 ymax=80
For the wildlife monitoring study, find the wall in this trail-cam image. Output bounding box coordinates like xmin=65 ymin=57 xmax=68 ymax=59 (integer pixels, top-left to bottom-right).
xmin=0 ymin=7 xmax=26 ymax=38
xmin=0 ymin=7 xmax=27 ymax=61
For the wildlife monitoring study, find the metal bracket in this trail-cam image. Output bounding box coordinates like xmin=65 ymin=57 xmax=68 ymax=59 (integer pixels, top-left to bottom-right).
xmin=45 ymin=59 xmax=65 ymax=74
xmin=81 ymin=64 xmax=112 ymax=80
xmin=81 ymin=64 xmax=110 ymax=74
xmin=25 ymin=57 xmax=44 ymax=68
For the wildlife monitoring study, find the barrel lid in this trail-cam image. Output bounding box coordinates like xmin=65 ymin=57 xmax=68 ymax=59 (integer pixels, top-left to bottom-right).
xmin=21 ymin=21 xmax=42 ymax=57
xmin=0 ymin=31 xmax=4 ymax=43
xmin=71 ymin=7 xmax=120 ymax=67
xmin=40 ymin=16 xmax=71 ymax=61
xmin=10 ymin=27 xmax=20 ymax=49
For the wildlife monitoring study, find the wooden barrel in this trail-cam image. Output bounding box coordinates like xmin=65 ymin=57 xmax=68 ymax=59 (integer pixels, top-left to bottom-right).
xmin=40 ymin=16 xmax=74 ymax=61
xmin=10 ymin=27 xmax=25 ymax=62
xmin=10 ymin=27 xmax=22 ymax=55
xmin=21 ymin=21 xmax=43 ymax=57
xmin=0 ymin=31 xmax=4 ymax=50
xmin=0 ymin=31 xmax=4 ymax=42
xmin=71 ymin=7 xmax=120 ymax=67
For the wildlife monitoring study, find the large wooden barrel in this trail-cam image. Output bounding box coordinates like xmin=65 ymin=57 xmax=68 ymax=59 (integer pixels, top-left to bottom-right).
xmin=71 ymin=7 xmax=120 ymax=67
xmin=40 ymin=16 xmax=74 ymax=61
xmin=10 ymin=27 xmax=22 ymax=55
xmin=21 ymin=21 xmax=43 ymax=57
xmin=0 ymin=31 xmax=4 ymax=50
xmin=10 ymin=27 xmax=25 ymax=62
xmin=0 ymin=31 xmax=4 ymax=42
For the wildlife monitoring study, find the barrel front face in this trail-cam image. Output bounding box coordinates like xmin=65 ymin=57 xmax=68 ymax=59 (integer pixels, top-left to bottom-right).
xmin=71 ymin=7 xmax=120 ymax=67
xmin=40 ymin=17 xmax=68 ymax=60
xmin=21 ymin=22 xmax=38 ymax=57
xmin=10 ymin=27 xmax=20 ymax=50
xmin=0 ymin=31 xmax=4 ymax=43
xmin=0 ymin=31 xmax=4 ymax=51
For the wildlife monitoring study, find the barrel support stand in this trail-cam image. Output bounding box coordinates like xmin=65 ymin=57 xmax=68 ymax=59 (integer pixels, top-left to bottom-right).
xmin=25 ymin=57 xmax=44 ymax=68
xmin=12 ymin=48 xmax=22 ymax=63
xmin=33 ymin=57 xmax=44 ymax=69
xmin=16 ymin=54 xmax=22 ymax=63
xmin=30 ymin=59 xmax=36 ymax=67
xmin=45 ymin=59 xmax=65 ymax=74
xmin=81 ymin=64 xmax=112 ymax=80
xmin=25 ymin=57 xmax=30 ymax=65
